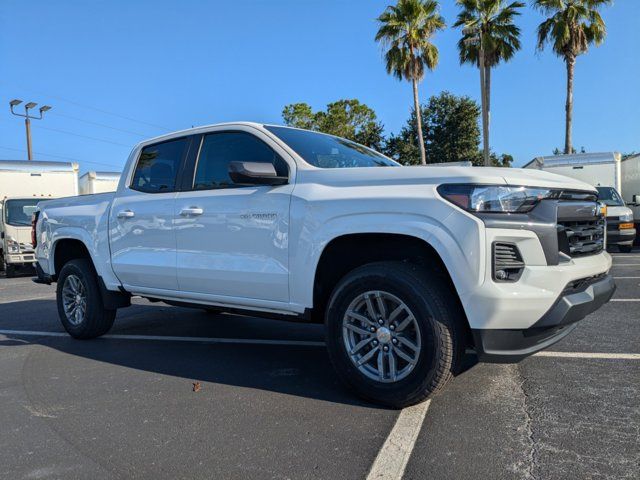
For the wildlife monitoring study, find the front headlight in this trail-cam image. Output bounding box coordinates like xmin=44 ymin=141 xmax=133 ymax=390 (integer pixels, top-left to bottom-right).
xmin=7 ymin=238 xmax=20 ymax=253
xmin=437 ymin=184 xmax=557 ymax=213
xmin=619 ymin=212 xmax=633 ymax=222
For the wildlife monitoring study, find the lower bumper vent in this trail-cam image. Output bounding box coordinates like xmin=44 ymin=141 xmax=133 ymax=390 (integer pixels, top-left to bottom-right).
xmin=493 ymin=242 xmax=525 ymax=282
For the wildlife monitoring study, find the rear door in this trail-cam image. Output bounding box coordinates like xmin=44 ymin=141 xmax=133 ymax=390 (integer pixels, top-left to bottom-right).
xmin=174 ymin=128 xmax=293 ymax=303
xmin=109 ymin=137 xmax=191 ymax=290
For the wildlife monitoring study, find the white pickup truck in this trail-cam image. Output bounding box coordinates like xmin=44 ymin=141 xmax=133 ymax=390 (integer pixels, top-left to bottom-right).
xmin=33 ymin=123 xmax=615 ymax=407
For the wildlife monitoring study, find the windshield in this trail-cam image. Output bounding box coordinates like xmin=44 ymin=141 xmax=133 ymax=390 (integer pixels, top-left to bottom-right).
xmin=4 ymin=199 xmax=39 ymax=227
xmin=265 ymin=126 xmax=399 ymax=168
xmin=596 ymin=187 xmax=625 ymax=207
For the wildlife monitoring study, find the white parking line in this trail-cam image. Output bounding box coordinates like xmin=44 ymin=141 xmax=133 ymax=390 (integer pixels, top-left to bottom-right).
xmin=366 ymin=400 xmax=431 ymax=480
xmin=535 ymin=351 xmax=640 ymax=360
xmin=0 ymin=294 xmax=55 ymax=305
xmin=0 ymin=329 xmax=326 ymax=347
xmin=610 ymin=299 xmax=640 ymax=302
xmin=613 ymin=277 xmax=640 ymax=279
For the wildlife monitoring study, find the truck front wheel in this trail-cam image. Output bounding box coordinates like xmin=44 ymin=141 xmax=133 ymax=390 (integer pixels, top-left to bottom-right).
xmin=56 ymin=259 xmax=116 ymax=339
xmin=325 ymin=261 xmax=464 ymax=408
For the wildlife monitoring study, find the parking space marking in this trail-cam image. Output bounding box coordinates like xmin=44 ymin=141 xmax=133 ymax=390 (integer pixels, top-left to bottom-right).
xmin=535 ymin=351 xmax=640 ymax=360
xmin=366 ymin=400 xmax=431 ymax=480
xmin=0 ymin=329 xmax=326 ymax=347
xmin=610 ymin=299 xmax=640 ymax=302
xmin=613 ymin=276 xmax=640 ymax=279
xmin=0 ymin=294 xmax=55 ymax=304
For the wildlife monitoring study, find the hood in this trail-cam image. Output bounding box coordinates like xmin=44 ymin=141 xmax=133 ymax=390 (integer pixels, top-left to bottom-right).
xmin=606 ymin=205 xmax=633 ymax=218
xmin=298 ymin=165 xmax=597 ymax=192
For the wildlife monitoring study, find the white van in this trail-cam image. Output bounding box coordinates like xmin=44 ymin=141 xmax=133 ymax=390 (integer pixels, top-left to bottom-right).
xmin=525 ymin=153 xmax=636 ymax=252
xmin=0 ymin=160 xmax=79 ymax=276
xmin=79 ymin=171 xmax=121 ymax=195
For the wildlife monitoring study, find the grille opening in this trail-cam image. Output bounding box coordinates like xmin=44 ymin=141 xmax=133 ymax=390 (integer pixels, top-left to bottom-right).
xmin=493 ymin=242 xmax=524 ymax=282
xmin=557 ymin=218 xmax=604 ymax=257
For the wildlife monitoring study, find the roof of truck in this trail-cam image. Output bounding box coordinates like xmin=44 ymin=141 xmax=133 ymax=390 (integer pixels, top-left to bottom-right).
xmin=523 ymin=152 xmax=620 ymax=169
xmin=79 ymin=171 xmax=121 ymax=181
xmin=0 ymin=160 xmax=79 ymax=173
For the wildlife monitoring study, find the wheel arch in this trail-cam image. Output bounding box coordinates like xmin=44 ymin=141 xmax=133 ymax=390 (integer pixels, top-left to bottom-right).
xmin=309 ymin=232 xmax=471 ymax=342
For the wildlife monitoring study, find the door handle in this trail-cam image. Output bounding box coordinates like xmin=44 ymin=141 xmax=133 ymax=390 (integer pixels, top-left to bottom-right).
xmin=180 ymin=207 xmax=204 ymax=216
xmin=117 ymin=210 xmax=135 ymax=219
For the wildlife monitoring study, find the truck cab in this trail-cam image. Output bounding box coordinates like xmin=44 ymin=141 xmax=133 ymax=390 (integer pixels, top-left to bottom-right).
xmin=1 ymin=197 xmax=39 ymax=277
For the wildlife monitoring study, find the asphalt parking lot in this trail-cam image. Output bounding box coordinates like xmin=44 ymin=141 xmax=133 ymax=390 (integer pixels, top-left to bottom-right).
xmin=1 ymin=252 xmax=639 ymax=480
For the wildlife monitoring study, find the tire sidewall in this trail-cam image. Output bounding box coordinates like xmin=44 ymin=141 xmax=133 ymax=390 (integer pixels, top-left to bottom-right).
xmin=325 ymin=265 xmax=450 ymax=407
xmin=56 ymin=260 xmax=109 ymax=338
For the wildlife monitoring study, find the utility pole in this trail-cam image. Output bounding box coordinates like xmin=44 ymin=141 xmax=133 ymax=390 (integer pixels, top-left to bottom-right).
xmin=9 ymin=99 xmax=52 ymax=160
xmin=463 ymin=27 xmax=490 ymax=166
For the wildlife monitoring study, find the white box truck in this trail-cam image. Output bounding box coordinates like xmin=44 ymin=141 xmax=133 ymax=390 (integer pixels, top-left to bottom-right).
xmin=0 ymin=160 xmax=79 ymax=277
xmin=525 ymin=152 xmax=636 ymax=252
xmin=79 ymin=171 xmax=121 ymax=195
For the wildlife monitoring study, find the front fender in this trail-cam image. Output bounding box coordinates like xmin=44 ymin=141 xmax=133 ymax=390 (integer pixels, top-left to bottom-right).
xmin=289 ymin=210 xmax=486 ymax=309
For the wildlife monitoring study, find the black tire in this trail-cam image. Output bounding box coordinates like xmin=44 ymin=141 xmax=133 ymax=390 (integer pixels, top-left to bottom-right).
xmin=325 ymin=261 xmax=464 ymax=408
xmin=5 ymin=264 xmax=16 ymax=278
xmin=619 ymin=244 xmax=633 ymax=253
xmin=56 ymin=259 xmax=116 ymax=339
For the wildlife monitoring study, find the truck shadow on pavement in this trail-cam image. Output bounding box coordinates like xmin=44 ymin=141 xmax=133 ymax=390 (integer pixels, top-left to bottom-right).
xmin=0 ymin=299 xmax=405 ymax=408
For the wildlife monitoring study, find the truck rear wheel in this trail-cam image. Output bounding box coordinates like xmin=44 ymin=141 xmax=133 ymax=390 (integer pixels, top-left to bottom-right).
xmin=325 ymin=261 xmax=464 ymax=408
xmin=56 ymin=259 xmax=116 ymax=339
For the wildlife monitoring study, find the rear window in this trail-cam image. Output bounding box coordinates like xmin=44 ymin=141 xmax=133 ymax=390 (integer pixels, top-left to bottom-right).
xmin=131 ymin=138 xmax=188 ymax=193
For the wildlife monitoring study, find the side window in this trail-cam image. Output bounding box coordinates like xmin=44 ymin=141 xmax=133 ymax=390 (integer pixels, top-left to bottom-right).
xmin=131 ymin=138 xmax=188 ymax=193
xmin=193 ymin=132 xmax=288 ymax=190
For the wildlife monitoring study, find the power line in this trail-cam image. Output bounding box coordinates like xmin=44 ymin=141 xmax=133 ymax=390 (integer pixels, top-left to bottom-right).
xmin=33 ymin=124 xmax=134 ymax=148
xmin=0 ymin=82 xmax=173 ymax=132
xmin=49 ymin=111 xmax=148 ymax=137
xmin=0 ymin=145 xmax=123 ymax=169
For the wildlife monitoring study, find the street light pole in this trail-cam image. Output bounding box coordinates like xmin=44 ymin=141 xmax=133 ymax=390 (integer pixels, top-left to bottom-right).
xmin=9 ymin=99 xmax=52 ymax=161
xmin=25 ymin=116 xmax=33 ymax=161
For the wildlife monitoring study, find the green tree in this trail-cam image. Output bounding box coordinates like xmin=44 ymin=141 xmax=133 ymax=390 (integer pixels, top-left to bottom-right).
xmin=384 ymin=91 xmax=513 ymax=166
xmin=375 ymin=0 xmax=446 ymax=165
xmin=454 ymin=0 xmax=524 ymax=164
xmin=385 ymin=91 xmax=480 ymax=165
xmin=281 ymin=99 xmax=385 ymax=149
xmin=534 ymin=0 xmax=611 ymax=154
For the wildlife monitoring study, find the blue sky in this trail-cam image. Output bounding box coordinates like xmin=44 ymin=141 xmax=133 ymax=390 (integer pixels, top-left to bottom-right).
xmin=1 ymin=0 xmax=638 ymax=172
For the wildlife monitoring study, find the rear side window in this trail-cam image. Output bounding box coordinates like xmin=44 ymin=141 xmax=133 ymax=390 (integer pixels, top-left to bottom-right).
xmin=193 ymin=132 xmax=288 ymax=190
xmin=131 ymin=138 xmax=188 ymax=193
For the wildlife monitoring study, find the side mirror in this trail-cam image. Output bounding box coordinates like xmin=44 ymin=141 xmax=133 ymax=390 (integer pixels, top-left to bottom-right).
xmin=228 ymin=161 xmax=288 ymax=186
xmin=633 ymin=194 xmax=640 ymax=205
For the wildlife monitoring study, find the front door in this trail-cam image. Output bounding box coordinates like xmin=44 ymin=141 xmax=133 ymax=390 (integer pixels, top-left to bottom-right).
xmin=109 ymin=137 xmax=190 ymax=290
xmin=174 ymin=130 xmax=292 ymax=303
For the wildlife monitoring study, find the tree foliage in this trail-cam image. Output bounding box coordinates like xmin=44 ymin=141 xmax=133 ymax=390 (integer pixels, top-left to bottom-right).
xmin=383 ymin=91 xmax=512 ymax=167
xmin=454 ymin=0 xmax=524 ymax=69
xmin=375 ymin=0 xmax=446 ymax=164
xmin=282 ymin=99 xmax=385 ymax=150
xmin=534 ymin=0 xmax=611 ymax=153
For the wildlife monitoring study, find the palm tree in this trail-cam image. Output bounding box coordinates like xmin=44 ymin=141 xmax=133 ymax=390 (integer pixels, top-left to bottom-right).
xmin=534 ymin=0 xmax=611 ymax=154
xmin=376 ymin=0 xmax=446 ymax=165
xmin=455 ymin=1 xmax=524 ymax=165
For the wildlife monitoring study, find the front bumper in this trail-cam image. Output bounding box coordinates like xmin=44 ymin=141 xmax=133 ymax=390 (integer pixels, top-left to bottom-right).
xmin=4 ymin=252 xmax=37 ymax=265
xmin=607 ymin=228 xmax=636 ymax=246
xmin=472 ymin=274 xmax=616 ymax=363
